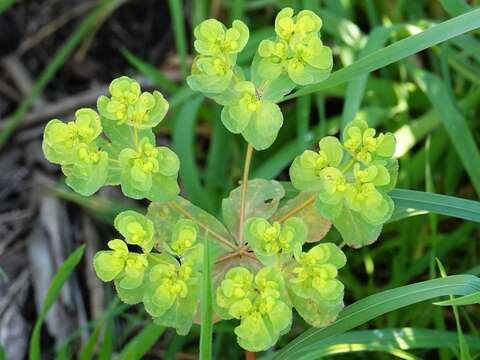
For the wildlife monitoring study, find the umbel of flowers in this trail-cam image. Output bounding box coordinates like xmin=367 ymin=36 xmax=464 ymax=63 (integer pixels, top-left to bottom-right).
xmin=41 ymin=7 xmax=399 ymax=353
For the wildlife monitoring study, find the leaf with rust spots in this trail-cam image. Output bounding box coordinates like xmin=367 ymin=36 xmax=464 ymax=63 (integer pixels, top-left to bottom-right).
xmin=222 ymin=179 xmax=285 ymax=240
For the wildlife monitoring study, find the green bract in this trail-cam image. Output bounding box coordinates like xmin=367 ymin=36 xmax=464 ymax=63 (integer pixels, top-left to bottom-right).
xmin=187 ymin=19 xmax=249 ymax=96
xmin=290 ymin=136 xmax=344 ymax=191
xmin=165 ymin=219 xmax=199 ymax=256
xmin=93 ymin=239 xmax=148 ymax=290
xmin=114 ymin=210 xmax=155 ymax=253
xmin=118 ymin=137 xmax=180 ymax=201
xmin=97 ymin=76 xmax=169 ymax=129
xmin=143 ymin=252 xmax=201 ymax=335
xmin=221 ymin=81 xmax=283 ymax=150
xmin=194 ymin=19 xmax=249 ymax=56
xmin=256 ymin=7 xmax=332 ymax=85
xmin=286 ymin=243 xmax=346 ymax=327
xmin=43 ymin=108 xmax=109 ymax=196
xmin=290 ymin=118 xmax=398 ymax=247
xmin=343 ymin=118 xmax=396 ymax=164
xmin=216 ymin=266 xmax=292 ymax=352
xmin=244 ymin=217 xmax=307 ymax=264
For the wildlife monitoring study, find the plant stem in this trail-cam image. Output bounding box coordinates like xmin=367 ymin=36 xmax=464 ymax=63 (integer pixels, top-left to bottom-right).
xmin=246 ymin=351 xmax=256 ymax=360
xmin=275 ymin=194 xmax=317 ymax=223
xmin=238 ymin=143 xmax=254 ymax=245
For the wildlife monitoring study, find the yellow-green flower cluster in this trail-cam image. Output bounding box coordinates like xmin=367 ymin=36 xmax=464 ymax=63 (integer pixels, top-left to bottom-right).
xmin=93 ymin=211 xmax=203 ymax=335
xmin=94 ymin=211 xmax=154 ymax=293
xmin=216 ymin=267 xmax=291 ymax=351
xmin=43 ymin=108 xmax=108 ymax=195
xmin=187 ymin=19 xmax=249 ymax=95
xmin=290 ymin=119 xmax=397 ymax=228
xmin=42 ymin=76 xmax=180 ymax=201
xmin=286 ymin=243 xmax=346 ymax=327
xmin=220 ymin=81 xmax=284 ymax=150
xmin=257 ymin=7 xmax=332 ymax=85
xmin=97 ymin=76 xmax=169 ymax=128
xmin=243 ymin=217 xmax=307 ymax=264
xmin=165 ymin=219 xmax=198 ymax=256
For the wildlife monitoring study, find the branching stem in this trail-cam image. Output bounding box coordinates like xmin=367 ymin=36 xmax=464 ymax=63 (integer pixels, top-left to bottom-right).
xmin=238 ymin=144 xmax=254 ymax=245
xmin=275 ymin=194 xmax=317 ymax=223
xmin=169 ymin=201 xmax=237 ymax=251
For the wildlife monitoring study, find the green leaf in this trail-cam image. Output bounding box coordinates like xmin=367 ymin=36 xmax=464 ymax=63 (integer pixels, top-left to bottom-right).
xmin=241 ymin=101 xmax=283 ymax=151
xmin=118 ymin=324 xmax=165 ymax=360
xmin=272 ymin=274 xmax=480 ymax=359
xmin=330 ymin=204 xmax=383 ymax=248
xmin=434 ymin=291 xmax=480 ymax=306
xmin=340 ymin=27 xmax=391 ymax=129
xmin=200 ymin=235 xmax=213 ymax=360
xmin=222 ymin=179 xmax=285 ymax=238
xmin=390 ymin=189 xmax=480 ymax=223
xmin=410 ymin=67 xmax=480 ymax=196
xmin=78 ymin=321 xmax=103 ymax=360
xmin=284 ymin=8 xmax=480 ymax=100
xmin=29 ymin=245 xmax=86 ymax=360
xmin=121 ymin=49 xmax=178 ymax=93
xmin=291 ymin=328 xmax=480 ymax=359
xmin=168 ymin=0 xmax=188 ymax=78
xmin=271 ymin=192 xmax=331 ymax=243
xmin=98 ymin=319 xmax=114 ymax=360
xmin=173 ymin=96 xmax=215 ymax=212
xmin=147 ymin=196 xmax=236 ymax=255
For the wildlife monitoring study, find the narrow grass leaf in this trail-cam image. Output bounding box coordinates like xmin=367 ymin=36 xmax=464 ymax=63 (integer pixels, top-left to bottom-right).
xmin=118 ymin=324 xmax=165 ymax=360
xmin=168 ymin=0 xmax=188 ymax=78
xmin=78 ymin=322 xmax=103 ymax=360
xmin=173 ymin=96 xmax=215 ymax=212
xmin=390 ymin=189 xmax=480 ymax=223
xmin=435 ymin=259 xmax=472 ymax=360
xmin=98 ymin=319 xmax=114 ymax=360
xmin=272 ymin=275 xmax=480 ymax=359
xmin=121 ymin=49 xmax=178 ymax=93
xmin=200 ymin=234 xmax=213 ymax=360
xmin=340 ymin=27 xmax=391 ymax=129
xmin=435 ymin=292 xmax=480 ymax=306
xmin=29 ymin=245 xmax=86 ymax=360
xmin=283 ymin=8 xmax=480 ymax=100
xmin=290 ymin=328 xmax=480 ymax=360
xmin=410 ymin=67 xmax=480 ymax=196
xmin=0 ymin=0 xmax=109 ymax=148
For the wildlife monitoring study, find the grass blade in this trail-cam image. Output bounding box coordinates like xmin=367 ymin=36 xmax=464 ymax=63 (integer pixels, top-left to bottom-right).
xmin=98 ymin=319 xmax=114 ymax=360
xmin=390 ymin=189 xmax=480 ymax=223
xmin=410 ymin=67 xmax=480 ymax=196
xmin=0 ymin=0 xmax=109 ymax=148
xmin=173 ymin=96 xmax=215 ymax=212
xmin=291 ymin=328 xmax=480 ymax=360
xmin=435 ymin=292 xmax=480 ymax=306
xmin=78 ymin=322 xmax=103 ymax=360
xmin=121 ymin=49 xmax=178 ymax=93
xmin=28 ymin=245 xmax=86 ymax=360
xmin=118 ymin=324 xmax=165 ymax=360
xmin=284 ymin=8 xmax=480 ymax=100
xmin=200 ymin=234 xmax=213 ymax=360
xmin=272 ymin=274 xmax=480 ymax=359
xmin=168 ymin=0 xmax=188 ymax=79
xmin=340 ymin=27 xmax=391 ymax=129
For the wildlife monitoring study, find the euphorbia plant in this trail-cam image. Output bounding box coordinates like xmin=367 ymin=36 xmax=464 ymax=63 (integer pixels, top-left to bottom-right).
xmin=42 ymin=7 xmax=398 ymax=353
